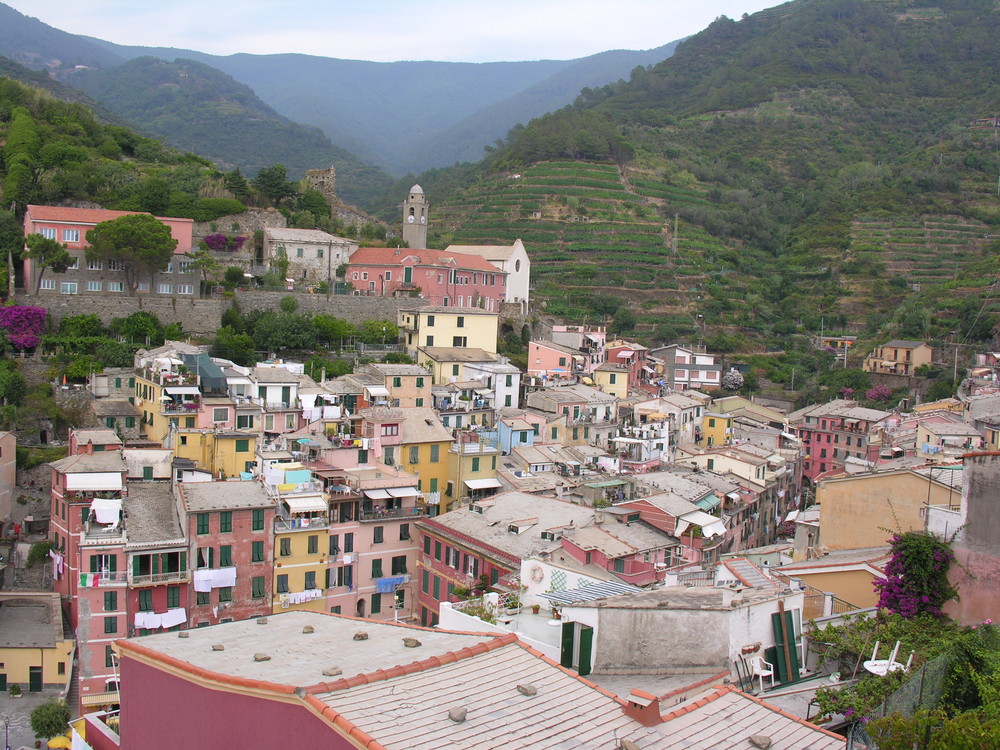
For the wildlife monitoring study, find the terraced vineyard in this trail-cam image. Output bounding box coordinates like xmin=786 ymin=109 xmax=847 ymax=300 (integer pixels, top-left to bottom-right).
xmin=850 ymin=216 xmax=991 ymax=286
xmin=428 ymin=160 xmax=734 ymax=323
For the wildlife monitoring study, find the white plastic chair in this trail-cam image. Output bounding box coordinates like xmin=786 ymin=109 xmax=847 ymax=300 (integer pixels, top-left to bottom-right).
xmin=749 ymin=655 xmax=775 ymax=692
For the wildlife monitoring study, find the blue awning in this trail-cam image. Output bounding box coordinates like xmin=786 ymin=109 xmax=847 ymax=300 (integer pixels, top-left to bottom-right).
xmin=375 ymin=576 xmax=407 ymax=593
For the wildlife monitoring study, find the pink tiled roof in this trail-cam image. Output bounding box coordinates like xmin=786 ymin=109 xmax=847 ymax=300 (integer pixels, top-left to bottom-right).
xmin=350 ymin=246 xmax=498 ymax=273
xmin=26 ymin=205 xmax=193 ymax=225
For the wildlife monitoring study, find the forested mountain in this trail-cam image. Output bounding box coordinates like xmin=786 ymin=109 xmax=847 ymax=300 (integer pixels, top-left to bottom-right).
xmin=0 ymin=2 xmax=680 ymax=178
xmin=84 ymin=41 xmax=679 ymax=175
xmin=67 ymin=56 xmax=394 ymax=208
xmin=407 ymin=0 xmax=1000 ymax=351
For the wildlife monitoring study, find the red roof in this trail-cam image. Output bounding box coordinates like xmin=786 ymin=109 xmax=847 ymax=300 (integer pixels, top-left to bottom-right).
xmin=350 ymin=246 xmax=498 ymax=273
xmin=26 ymin=205 xmax=193 ymax=225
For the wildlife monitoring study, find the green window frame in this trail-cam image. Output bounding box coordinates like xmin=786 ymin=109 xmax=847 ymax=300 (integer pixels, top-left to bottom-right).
xmin=138 ymin=590 xmax=153 ymax=612
xmin=219 ymin=545 xmax=232 ymax=567
xmin=219 ymin=511 xmax=233 ymax=533
xmin=373 ymin=526 xmax=384 ymax=544
xmin=196 ymin=513 xmax=209 ymax=535
xmin=104 ymin=616 xmax=117 ymax=634
xmin=252 ymin=541 xmax=264 ymax=562
xmin=280 ymin=538 xmax=291 ymax=556
xmin=415 ymin=397 xmax=424 ymax=407
xmin=252 ymin=576 xmax=266 ymax=599
xmin=471 ymin=457 xmax=480 ymax=472
xmin=409 ymin=445 xmax=419 ymax=464
xmin=235 ymin=439 xmax=249 ymax=453
xmin=252 ymin=508 xmax=265 ymax=531
xmin=371 ymin=558 xmax=383 ymax=578
xmin=167 ymin=586 xmax=180 ymax=608
xmin=106 ymin=645 xmax=115 ymax=668
xmin=393 ymin=377 xmax=402 ymax=388
xmin=196 ymin=591 xmax=210 ymax=606
xmin=371 ymin=593 xmax=382 ymax=614
xmin=277 ymin=575 xmax=289 ymax=594
xmin=104 ymin=591 xmax=117 ymax=611
xmin=308 ymin=535 xmax=318 ymax=554
xmin=218 ymin=587 xmax=232 ymax=603
xmin=416 ymin=377 xmax=424 ymax=388
xmin=430 ymin=444 xmax=440 ymax=463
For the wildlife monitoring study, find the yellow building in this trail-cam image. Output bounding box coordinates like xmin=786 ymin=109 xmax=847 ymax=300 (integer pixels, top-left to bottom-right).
xmin=700 ymin=412 xmax=734 ymax=447
xmin=447 ymin=438 xmax=502 ymax=513
xmin=816 ymin=467 xmax=962 ymax=550
xmin=777 ymin=547 xmax=891 ymax=614
xmin=399 ymin=306 xmax=499 ymax=358
xmin=172 ymin=430 xmax=258 ymax=479
xmin=415 ymin=346 xmax=498 ymax=384
xmin=592 ymin=363 xmax=630 ymax=399
xmin=267 ymin=465 xmax=330 ymax=614
xmin=394 ymin=408 xmax=453 ymax=513
xmin=0 ymin=592 xmax=75 ymax=691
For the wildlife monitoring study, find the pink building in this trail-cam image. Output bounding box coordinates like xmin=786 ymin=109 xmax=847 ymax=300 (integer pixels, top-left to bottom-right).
xmin=177 ymin=481 xmax=276 ymax=628
xmin=605 ymin=340 xmax=652 ymax=388
xmin=48 ymin=450 xmax=129 ymax=711
xmin=528 ymin=340 xmax=589 ymax=380
xmin=23 ymin=205 xmax=194 ymax=296
xmin=346 ymin=247 xmax=507 ymax=310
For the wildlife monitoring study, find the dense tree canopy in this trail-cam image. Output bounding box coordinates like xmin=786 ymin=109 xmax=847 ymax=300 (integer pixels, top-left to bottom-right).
xmin=85 ymin=214 xmax=178 ymax=293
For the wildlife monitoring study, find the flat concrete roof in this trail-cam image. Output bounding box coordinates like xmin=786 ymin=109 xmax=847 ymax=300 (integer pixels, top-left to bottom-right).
xmin=178 ymin=480 xmax=273 ymax=511
xmin=123 ymin=611 xmax=501 ymax=688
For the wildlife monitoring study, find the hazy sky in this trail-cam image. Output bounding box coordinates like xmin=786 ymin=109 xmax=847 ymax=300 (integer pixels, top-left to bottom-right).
xmin=6 ymin=0 xmax=782 ymax=62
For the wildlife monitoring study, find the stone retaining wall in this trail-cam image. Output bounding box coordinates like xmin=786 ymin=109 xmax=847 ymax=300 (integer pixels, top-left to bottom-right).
xmin=16 ymin=292 xmax=430 ymax=335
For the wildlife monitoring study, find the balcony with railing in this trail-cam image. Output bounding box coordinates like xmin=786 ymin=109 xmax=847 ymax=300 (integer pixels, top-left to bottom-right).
xmin=137 ymin=366 xmax=198 ymax=387
xmin=359 ymin=505 xmax=429 ymax=523
xmin=161 ymin=401 xmax=202 ymax=415
xmin=82 ymin=522 xmax=125 ymax=544
xmin=128 ymin=569 xmax=191 ymax=587
xmin=275 ymin=512 xmax=329 ymax=532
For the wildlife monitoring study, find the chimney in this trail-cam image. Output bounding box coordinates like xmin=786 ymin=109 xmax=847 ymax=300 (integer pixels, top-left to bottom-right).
xmin=623 ymin=689 xmax=663 ymax=727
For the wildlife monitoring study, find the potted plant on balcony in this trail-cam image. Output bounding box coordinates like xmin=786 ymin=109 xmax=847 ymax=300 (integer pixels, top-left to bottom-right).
xmin=504 ymin=593 xmax=521 ymax=616
xmin=531 ymin=603 xmax=541 ymax=615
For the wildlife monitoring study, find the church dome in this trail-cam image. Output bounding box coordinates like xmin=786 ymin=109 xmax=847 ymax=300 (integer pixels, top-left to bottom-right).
xmin=409 ymin=184 xmax=424 ymax=195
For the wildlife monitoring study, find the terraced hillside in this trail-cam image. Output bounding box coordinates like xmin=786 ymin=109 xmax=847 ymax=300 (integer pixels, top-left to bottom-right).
xmin=429 ymin=161 xmax=738 ymax=329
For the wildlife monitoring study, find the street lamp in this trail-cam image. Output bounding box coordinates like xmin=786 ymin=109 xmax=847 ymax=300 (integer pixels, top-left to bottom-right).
xmin=3 ymin=712 xmax=11 ymax=750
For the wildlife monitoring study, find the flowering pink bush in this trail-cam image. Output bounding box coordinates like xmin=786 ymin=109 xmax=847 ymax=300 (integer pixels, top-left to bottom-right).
xmin=874 ymin=532 xmax=956 ymax=618
xmin=203 ymin=234 xmax=246 ymax=252
xmin=866 ymin=384 xmax=893 ymax=402
xmin=0 ymin=305 xmax=46 ymax=349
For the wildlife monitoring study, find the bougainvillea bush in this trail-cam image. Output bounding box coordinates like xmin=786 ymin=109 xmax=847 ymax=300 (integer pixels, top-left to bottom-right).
xmin=0 ymin=305 xmax=46 ymax=349
xmin=203 ymin=234 xmax=246 ymax=252
xmin=874 ymin=531 xmax=957 ymax=619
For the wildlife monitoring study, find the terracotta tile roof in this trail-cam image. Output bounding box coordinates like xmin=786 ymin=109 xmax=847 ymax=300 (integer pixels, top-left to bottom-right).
xmin=351 ymin=246 xmax=498 ymax=273
xmin=116 ymin=611 xmax=843 ymax=749
xmin=26 ymin=205 xmax=192 ymax=225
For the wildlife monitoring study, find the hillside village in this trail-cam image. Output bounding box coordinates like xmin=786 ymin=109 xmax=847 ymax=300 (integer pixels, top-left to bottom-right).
xmin=0 ymin=183 xmax=999 ymax=749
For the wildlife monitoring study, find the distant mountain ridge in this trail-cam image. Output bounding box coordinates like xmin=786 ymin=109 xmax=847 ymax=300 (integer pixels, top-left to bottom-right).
xmin=0 ymin=1 xmax=680 ymax=193
xmin=83 ymin=40 xmax=679 ymax=175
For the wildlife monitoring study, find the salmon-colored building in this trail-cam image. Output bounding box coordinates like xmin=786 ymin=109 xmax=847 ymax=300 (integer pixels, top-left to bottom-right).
xmin=22 ymin=205 xmax=194 ymax=296
xmin=346 ymin=246 xmax=507 ymax=310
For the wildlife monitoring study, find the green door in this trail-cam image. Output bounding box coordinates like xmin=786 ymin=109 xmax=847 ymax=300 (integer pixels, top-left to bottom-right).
xmin=578 ymin=626 xmax=594 ymax=676
xmin=560 ymin=622 xmax=575 ymax=668
xmin=404 ymin=266 xmax=413 ymax=284
xmin=29 ymin=666 xmax=42 ymax=692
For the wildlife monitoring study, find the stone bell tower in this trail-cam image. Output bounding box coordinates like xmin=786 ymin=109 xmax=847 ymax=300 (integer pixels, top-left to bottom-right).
xmin=402 ymin=184 xmax=428 ymax=249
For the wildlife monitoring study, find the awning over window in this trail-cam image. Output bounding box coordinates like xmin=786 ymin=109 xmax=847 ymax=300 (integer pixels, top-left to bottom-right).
xmin=164 ymin=386 xmax=201 ymax=395
xmin=387 ymin=487 xmax=421 ymax=498
xmin=81 ymin=691 xmax=120 ymax=707
xmin=283 ymin=494 xmax=328 ymax=514
xmin=617 ymin=350 xmax=635 ymax=358
xmin=695 ymin=494 xmax=722 ymax=512
xmin=365 ymin=386 xmax=390 ymax=397
xmin=65 ymin=473 xmax=123 ymax=492
xmin=465 ymin=478 xmax=503 ymax=490
xmin=364 ymin=489 xmax=391 ymax=500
